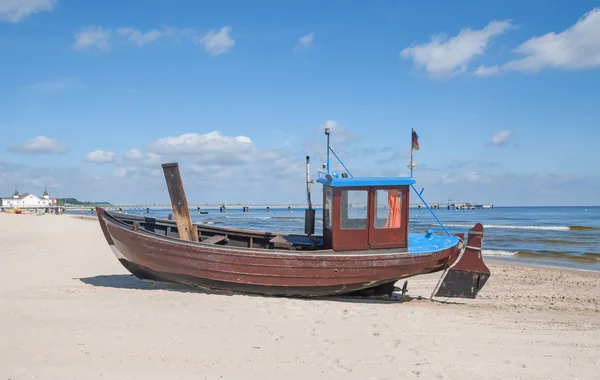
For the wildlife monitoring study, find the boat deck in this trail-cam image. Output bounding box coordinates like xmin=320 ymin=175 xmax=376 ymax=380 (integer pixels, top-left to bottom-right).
xmin=408 ymin=234 xmax=460 ymax=255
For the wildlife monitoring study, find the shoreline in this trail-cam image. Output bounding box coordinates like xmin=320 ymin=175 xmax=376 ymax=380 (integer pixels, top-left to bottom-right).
xmin=485 ymin=255 xmax=600 ymax=273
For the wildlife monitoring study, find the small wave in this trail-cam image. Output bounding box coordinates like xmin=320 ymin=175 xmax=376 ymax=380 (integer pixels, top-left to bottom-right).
xmin=271 ymin=217 xmax=304 ymax=221
xmin=484 ymin=249 xmax=600 ymax=264
xmin=569 ymin=225 xmax=599 ymax=231
xmin=224 ymin=216 xmax=271 ymax=220
xmin=515 ymin=250 xmax=600 ymax=264
xmin=583 ymin=252 xmax=600 ymax=259
xmin=447 ymin=223 xmax=599 ymax=231
xmin=446 ymin=224 xmax=570 ymax=231
xmin=510 ymin=237 xmax=589 ymax=246
xmin=483 ymin=249 xmax=517 ymax=257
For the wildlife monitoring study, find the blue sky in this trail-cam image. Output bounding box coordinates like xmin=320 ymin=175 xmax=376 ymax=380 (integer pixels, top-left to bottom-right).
xmin=1 ymin=0 xmax=599 ymax=206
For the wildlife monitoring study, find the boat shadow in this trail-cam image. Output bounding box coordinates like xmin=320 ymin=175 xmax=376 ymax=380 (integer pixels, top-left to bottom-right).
xmin=77 ymin=274 xmax=222 ymax=295
xmin=77 ymin=274 xmax=467 ymax=305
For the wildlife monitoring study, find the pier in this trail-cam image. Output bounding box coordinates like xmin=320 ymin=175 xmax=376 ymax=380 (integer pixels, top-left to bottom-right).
xmin=0 ymin=202 xmax=494 ymax=213
xmin=413 ymin=202 xmax=494 ymax=210
xmin=1 ymin=201 xmax=494 ymax=213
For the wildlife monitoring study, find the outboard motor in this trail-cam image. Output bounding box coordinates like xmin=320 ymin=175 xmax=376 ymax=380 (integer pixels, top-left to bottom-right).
xmin=305 ymin=209 xmax=315 ymax=235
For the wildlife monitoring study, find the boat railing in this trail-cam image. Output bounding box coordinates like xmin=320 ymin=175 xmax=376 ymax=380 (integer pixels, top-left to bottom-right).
xmin=425 ymin=227 xmax=470 ymax=238
xmin=317 ymin=171 xmax=330 ymax=181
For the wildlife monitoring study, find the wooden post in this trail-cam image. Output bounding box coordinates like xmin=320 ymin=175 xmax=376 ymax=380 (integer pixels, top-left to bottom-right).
xmin=161 ymin=162 xmax=199 ymax=242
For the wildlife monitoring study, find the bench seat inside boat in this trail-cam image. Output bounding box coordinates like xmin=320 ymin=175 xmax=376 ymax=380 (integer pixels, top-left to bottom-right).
xmin=202 ymin=235 xmax=229 ymax=244
xmin=269 ymin=235 xmax=322 ymax=250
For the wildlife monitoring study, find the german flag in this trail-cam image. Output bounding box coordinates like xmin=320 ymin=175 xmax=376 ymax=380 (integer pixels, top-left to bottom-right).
xmin=412 ymin=130 xmax=420 ymax=150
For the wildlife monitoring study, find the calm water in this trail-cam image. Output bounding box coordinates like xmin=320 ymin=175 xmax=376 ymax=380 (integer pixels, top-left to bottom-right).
xmin=74 ymin=206 xmax=600 ymax=271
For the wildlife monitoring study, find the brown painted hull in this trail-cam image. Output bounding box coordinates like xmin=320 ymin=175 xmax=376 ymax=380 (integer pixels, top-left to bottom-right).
xmin=97 ymin=208 xmax=462 ymax=297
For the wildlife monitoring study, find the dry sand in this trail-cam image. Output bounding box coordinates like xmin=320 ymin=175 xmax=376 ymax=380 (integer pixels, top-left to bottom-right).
xmin=1 ymin=212 xmax=599 ymax=380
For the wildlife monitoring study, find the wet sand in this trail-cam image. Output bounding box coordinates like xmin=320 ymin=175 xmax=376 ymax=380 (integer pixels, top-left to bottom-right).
xmin=1 ymin=212 xmax=599 ymax=379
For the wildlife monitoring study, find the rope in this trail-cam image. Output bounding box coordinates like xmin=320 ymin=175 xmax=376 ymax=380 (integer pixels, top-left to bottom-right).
xmin=429 ymin=236 xmax=466 ymax=300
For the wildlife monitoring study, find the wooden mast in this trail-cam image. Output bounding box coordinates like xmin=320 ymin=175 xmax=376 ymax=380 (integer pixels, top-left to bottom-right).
xmin=161 ymin=162 xmax=199 ymax=242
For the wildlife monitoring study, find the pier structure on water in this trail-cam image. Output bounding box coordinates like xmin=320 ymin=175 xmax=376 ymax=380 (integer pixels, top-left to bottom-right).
xmin=5 ymin=200 xmax=495 ymax=214
xmin=414 ymin=202 xmax=494 ymax=210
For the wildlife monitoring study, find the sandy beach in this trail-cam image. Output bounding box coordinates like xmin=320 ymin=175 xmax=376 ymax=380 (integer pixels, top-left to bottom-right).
xmin=1 ymin=212 xmax=598 ymax=380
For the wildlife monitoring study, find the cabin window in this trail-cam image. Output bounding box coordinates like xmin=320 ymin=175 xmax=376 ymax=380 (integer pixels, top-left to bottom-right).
xmin=375 ymin=189 xmax=402 ymax=229
xmin=324 ymin=188 xmax=332 ymax=229
xmin=340 ymin=190 xmax=367 ymax=230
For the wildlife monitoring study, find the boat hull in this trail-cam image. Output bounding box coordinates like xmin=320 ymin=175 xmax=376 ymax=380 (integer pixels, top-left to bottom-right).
xmin=114 ymin=256 xmax=403 ymax=296
xmin=97 ymin=208 xmax=462 ymax=297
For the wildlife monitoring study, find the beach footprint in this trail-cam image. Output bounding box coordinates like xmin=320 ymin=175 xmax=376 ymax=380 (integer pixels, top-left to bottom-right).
xmin=328 ymin=358 xmax=354 ymax=373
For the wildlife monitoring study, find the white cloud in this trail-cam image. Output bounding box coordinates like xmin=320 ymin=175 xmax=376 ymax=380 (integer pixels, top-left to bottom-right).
xmin=463 ymin=171 xmax=485 ymax=183
xmin=117 ymin=27 xmax=165 ymax=46
xmin=491 ymin=130 xmax=513 ymax=146
xmin=145 ymin=152 xmax=161 ymax=162
xmin=400 ymin=20 xmax=513 ymax=78
xmin=73 ymin=25 xmax=199 ymax=51
xmin=503 ymin=8 xmax=600 ymax=72
xmin=148 ymin=131 xmax=255 ymax=164
xmin=109 ymin=133 xmax=288 ymax=187
xmin=298 ymin=32 xmax=314 ymax=47
xmin=84 ymin=150 xmax=116 ymax=164
xmin=474 ymin=65 xmax=499 ymax=77
xmin=23 ymin=176 xmax=60 ymax=188
xmin=73 ymin=26 xmax=112 ymax=51
xmin=320 ymin=120 xmax=358 ymax=143
xmin=123 ymin=148 xmax=144 ymax=160
xmin=72 ymin=25 xmax=236 ymax=55
xmin=430 ymin=171 xmax=490 ymax=185
xmin=123 ymin=148 xmax=162 ymax=166
xmin=188 ymin=164 xmax=235 ymax=180
xmin=112 ymin=165 xmax=161 ymax=182
xmin=375 ymin=149 xmax=411 ymax=165
xmin=113 ymin=168 xmax=128 ymax=178
xmin=113 ymin=167 xmax=137 ymax=178
xmin=302 ymin=121 xmax=359 ymax=165
xmin=9 ymin=136 xmax=67 ymax=154
xmin=0 ymin=162 xmax=92 ymax=199
xmin=197 ymin=26 xmax=235 ymax=56
xmin=116 ymin=26 xmax=191 ymax=46
xmin=0 ymin=0 xmax=56 ymax=23
xmin=105 ymin=135 xmax=295 ymax=194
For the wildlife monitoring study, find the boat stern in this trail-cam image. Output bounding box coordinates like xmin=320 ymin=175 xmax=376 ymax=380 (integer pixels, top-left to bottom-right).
xmin=432 ymin=223 xmax=490 ymax=298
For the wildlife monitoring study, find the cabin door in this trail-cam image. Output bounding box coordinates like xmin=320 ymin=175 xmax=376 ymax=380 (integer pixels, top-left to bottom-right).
xmin=333 ymin=188 xmax=370 ymax=251
xmin=368 ymin=187 xmax=408 ymax=249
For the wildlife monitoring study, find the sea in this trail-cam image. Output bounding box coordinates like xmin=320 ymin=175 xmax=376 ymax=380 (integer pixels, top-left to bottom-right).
xmin=71 ymin=206 xmax=600 ymax=272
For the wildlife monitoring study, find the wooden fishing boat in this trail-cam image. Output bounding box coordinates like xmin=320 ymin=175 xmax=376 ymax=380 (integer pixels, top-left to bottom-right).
xmin=96 ymin=129 xmax=490 ymax=298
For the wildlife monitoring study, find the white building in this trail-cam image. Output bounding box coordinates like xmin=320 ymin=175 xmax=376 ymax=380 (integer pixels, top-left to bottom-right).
xmin=1 ymin=188 xmax=56 ymax=208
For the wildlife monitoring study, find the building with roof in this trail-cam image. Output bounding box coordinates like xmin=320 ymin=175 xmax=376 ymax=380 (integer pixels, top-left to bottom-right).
xmin=1 ymin=188 xmax=56 ymax=208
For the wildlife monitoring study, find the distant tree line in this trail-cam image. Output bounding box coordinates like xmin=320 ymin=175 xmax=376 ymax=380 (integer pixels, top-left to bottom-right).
xmin=56 ymin=198 xmax=112 ymax=206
